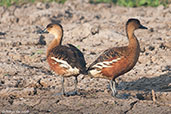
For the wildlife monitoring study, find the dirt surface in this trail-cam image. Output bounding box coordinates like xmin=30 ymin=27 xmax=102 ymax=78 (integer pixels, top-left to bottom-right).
xmin=0 ymin=0 xmax=171 ymax=113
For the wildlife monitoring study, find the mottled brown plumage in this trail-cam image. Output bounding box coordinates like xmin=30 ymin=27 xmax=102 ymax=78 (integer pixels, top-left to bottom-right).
xmin=88 ymin=18 xmax=148 ymax=96
xmin=43 ymin=23 xmax=86 ymax=95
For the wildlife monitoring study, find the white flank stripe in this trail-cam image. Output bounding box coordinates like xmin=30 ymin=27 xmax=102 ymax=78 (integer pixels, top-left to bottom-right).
xmin=51 ymin=57 xmax=79 ymax=76
xmin=89 ymin=69 xmax=101 ymax=75
xmin=92 ymin=57 xmax=121 ymax=69
xmin=51 ymin=57 xmax=70 ymax=68
xmin=93 ymin=65 xmax=103 ymax=69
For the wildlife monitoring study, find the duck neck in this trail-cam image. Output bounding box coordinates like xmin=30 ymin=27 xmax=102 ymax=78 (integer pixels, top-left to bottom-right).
xmin=126 ymin=27 xmax=140 ymax=66
xmin=126 ymin=28 xmax=140 ymax=49
xmin=47 ymin=35 xmax=62 ymax=57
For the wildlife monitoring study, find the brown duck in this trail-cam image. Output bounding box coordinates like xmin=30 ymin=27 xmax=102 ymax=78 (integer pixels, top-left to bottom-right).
xmin=87 ymin=18 xmax=148 ymax=96
xmin=42 ymin=23 xmax=87 ymax=96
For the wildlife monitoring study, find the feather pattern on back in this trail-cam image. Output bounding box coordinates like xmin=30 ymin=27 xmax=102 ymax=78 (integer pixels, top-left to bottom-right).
xmin=88 ymin=47 xmax=124 ymax=70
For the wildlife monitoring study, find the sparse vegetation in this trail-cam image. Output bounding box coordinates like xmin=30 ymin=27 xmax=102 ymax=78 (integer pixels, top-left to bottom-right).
xmin=0 ymin=0 xmax=169 ymax=7
xmin=90 ymin=0 xmax=169 ymax=7
xmin=0 ymin=0 xmax=66 ymax=7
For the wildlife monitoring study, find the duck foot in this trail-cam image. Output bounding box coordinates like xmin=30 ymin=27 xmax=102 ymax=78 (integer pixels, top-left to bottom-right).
xmin=52 ymin=92 xmax=66 ymax=96
xmin=66 ymin=91 xmax=78 ymax=96
xmin=53 ymin=91 xmax=81 ymax=97
xmin=65 ymin=91 xmax=82 ymax=96
xmin=114 ymin=93 xmax=130 ymax=99
xmin=111 ymin=91 xmax=118 ymax=97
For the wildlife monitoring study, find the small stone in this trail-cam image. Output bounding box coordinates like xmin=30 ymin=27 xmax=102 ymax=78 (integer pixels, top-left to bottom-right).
xmin=136 ymin=93 xmax=145 ymax=100
xmin=145 ymin=52 xmax=149 ymax=56
xmin=90 ymin=52 xmax=96 ymax=55
xmin=149 ymin=28 xmax=154 ymax=32
xmin=91 ymin=25 xmax=100 ymax=35
xmin=140 ymin=47 xmax=146 ymax=53
xmin=8 ymin=98 xmax=14 ymax=105
xmin=148 ymin=46 xmax=155 ymax=51
xmin=156 ymin=37 xmax=162 ymax=40
xmin=159 ymin=43 xmax=166 ymax=49
xmin=82 ymin=48 xmax=86 ymax=51
xmin=0 ymin=32 xmax=6 ymax=35
xmin=95 ymin=15 xmax=101 ymax=19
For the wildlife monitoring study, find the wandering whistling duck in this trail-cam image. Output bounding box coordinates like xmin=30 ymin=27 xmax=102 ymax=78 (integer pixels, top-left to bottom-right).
xmin=87 ymin=18 xmax=148 ymax=97
xmin=42 ymin=23 xmax=87 ymax=96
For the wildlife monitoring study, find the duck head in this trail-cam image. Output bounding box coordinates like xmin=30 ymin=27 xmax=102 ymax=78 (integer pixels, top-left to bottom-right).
xmin=126 ymin=18 xmax=148 ymax=31
xmin=42 ymin=23 xmax=63 ymax=39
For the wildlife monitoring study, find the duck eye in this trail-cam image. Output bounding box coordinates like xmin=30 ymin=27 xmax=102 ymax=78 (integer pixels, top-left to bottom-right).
xmin=49 ymin=25 xmax=53 ymax=28
xmin=136 ymin=21 xmax=140 ymax=25
xmin=47 ymin=24 xmax=54 ymax=29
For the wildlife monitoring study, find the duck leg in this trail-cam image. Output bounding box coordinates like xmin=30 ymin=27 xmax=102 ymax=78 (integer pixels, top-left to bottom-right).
xmin=61 ymin=77 xmax=65 ymax=95
xmin=73 ymin=76 xmax=78 ymax=94
xmin=109 ymin=79 xmax=117 ymax=97
xmin=53 ymin=76 xmax=65 ymax=96
xmin=66 ymin=76 xmax=78 ymax=96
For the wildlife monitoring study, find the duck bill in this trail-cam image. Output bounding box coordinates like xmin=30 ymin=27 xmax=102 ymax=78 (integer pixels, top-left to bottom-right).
xmin=41 ymin=28 xmax=49 ymax=34
xmin=139 ymin=25 xmax=148 ymax=29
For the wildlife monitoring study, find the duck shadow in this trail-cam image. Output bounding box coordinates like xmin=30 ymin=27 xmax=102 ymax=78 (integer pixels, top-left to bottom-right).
xmin=117 ymin=72 xmax=171 ymax=92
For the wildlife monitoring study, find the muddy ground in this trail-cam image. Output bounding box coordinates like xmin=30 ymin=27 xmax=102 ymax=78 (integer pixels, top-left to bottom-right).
xmin=0 ymin=0 xmax=171 ymax=113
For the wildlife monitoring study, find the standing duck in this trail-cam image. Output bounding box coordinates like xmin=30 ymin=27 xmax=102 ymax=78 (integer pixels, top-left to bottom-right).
xmin=42 ymin=23 xmax=87 ymax=96
xmin=87 ymin=18 xmax=147 ymax=96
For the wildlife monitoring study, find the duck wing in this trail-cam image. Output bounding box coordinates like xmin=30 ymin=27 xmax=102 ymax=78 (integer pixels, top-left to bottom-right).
xmin=48 ymin=44 xmax=87 ymax=74
xmin=88 ymin=47 xmax=124 ymax=70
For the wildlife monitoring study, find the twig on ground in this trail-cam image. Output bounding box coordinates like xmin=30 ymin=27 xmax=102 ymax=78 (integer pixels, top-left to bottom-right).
xmin=152 ymin=89 xmax=171 ymax=107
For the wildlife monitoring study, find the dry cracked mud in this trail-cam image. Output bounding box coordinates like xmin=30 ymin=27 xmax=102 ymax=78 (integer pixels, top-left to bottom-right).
xmin=0 ymin=0 xmax=171 ymax=113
